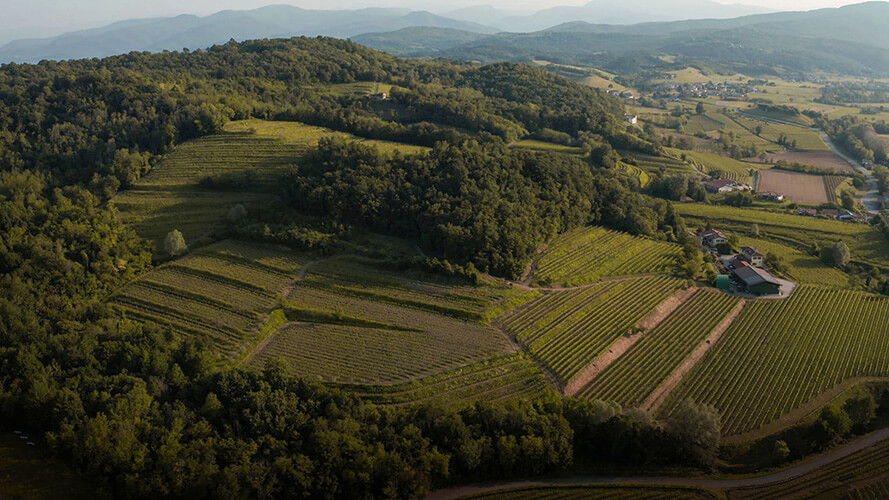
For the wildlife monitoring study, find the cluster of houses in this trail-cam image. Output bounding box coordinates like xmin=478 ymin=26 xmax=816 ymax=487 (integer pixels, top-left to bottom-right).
xmin=651 ymin=80 xmax=760 ymax=100
xmin=705 ymin=178 xmax=751 ymax=194
xmin=606 ymin=89 xmax=636 ymax=99
xmin=797 ymin=207 xmax=867 ymax=222
xmin=759 ymin=191 xmax=786 ymax=202
xmin=697 ymin=229 xmax=782 ymax=296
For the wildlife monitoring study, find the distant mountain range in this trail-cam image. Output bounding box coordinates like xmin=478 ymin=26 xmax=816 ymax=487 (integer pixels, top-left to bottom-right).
xmin=358 ymin=2 xmax=889 ymax=75
xmin=1 ymin=0 xmax=772 ymax=64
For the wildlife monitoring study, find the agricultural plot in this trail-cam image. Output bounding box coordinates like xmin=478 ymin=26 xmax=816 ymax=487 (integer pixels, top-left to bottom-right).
xmin=337 ymin=353 xmax=554 ymax=406
xmin=110 ymin=240 xmax=306 ymax=358
xmin=114 ymin=120 xmax=426 ymax=250
xmin=677 ymin=150 xmax=766 ymax=184
xmin=511 ymin=139 xmax=584 ymax=156
xmin=534 ymin=226 xmax=682 ymax=286
xmin=756 ymin=169 xmax=831 ymax=205
xmin=767 ymin=150 xmax=857 ymax=173
xmin=730 ymin=439 xmax=889 ymax=499
xmin=623 ymin=152 xmax=697 ymax=177
xmin=661 ymin=286 xmax=889 ymax=435
xmin=617 ymin=161 xmax=652 ymax=187
xmin=499 ymin=276 xmax=686 ymax=386
xmin=466 ymin=484 xmax=719 ymax=499
xmin=579 ymin=290 xmax=740 ymax=407
xmin=675 ymin=203 xmax=889 ymax=269
xmin=732 ymin=113 xmax=827 ymax=150
xmin=248 ymin=285 xmax=514 ymax=384
xmin=738 ymin=236 xmax=848 ymax=287
xmin=684 ymin=114 xmax=725 ymax=135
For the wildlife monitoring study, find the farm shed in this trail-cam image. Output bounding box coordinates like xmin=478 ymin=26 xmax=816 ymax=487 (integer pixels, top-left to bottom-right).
xmin=731 ymin=261 xmax=781 ymax=296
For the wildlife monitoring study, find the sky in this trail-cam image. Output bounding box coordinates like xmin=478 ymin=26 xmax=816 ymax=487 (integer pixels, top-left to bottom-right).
xmin=0 ymin=0 xmax=863 ymax=45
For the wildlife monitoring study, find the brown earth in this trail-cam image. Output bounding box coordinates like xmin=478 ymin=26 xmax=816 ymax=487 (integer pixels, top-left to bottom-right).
xmin=768 ymin=151 xmax=857 ymax=173
xmin=756 ymin=169 xmax=831 ymax=205
xmin=562 ymin=287 xmax=698 ymax=397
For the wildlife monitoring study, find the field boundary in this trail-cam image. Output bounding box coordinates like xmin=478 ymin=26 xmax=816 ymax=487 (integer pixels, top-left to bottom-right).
xmin=644 ymin=299 xmax=747 ymax=412
xmin=562 ymin=287 xmax=697 ymax=396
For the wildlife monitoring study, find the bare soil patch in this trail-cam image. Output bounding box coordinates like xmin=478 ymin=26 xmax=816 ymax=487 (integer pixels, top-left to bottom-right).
xmin=643 ymin=300 xmax=746 ymax=412
xmin=768 ymin=150 xmax=856 ymax=173
xmin=562 ymin=287 xmax=697 ymax=396
xmin=757 ymin=169 xmax=831 ymax=205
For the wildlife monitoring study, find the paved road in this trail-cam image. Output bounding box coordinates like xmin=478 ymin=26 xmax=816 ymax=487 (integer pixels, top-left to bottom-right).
xmin=426 ymin=427 xmax=889 ymax=499
xmin=735 ymin=110 xmax=882 ymax=213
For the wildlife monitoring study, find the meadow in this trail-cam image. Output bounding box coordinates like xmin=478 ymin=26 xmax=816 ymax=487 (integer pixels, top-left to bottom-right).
xmin=661 ymin=286 xmax=889 ymax=435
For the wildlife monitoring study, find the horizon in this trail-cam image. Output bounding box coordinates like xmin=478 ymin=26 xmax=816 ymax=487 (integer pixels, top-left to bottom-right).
xmin=0 ymin=0 xmax=863 ymax=45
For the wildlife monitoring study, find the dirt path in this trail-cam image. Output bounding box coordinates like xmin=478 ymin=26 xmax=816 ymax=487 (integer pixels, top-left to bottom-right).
xmin=643 ymin=300 xmax=746 ymax=412
xmin=561 ymin=288 xmax=697 ymax=397
xmin=426 ymin=427 xmax=889 ymax=500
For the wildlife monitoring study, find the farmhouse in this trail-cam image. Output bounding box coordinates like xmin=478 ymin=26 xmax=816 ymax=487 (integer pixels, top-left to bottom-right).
xmin=625 ymin=114 xmax=638 ymax=125
xmin=705 ymin=178 xmax=738 ymax=194
xmin=375 ymin=92 xmax=388 ymax=100
xmin=798 ymin=208 xmax=818 ymax=217
xmin=699 ymin=229 xmax=728 ymax=249
xmin=759 ymin=191 xmax=786 ymax=202
xmin=730 ymin=260 xmax=781 ymax=296
xmin=740 ymin=246 xmax=765 ymax=268
xmin=821 ymin=209 xmax=839 ymax=219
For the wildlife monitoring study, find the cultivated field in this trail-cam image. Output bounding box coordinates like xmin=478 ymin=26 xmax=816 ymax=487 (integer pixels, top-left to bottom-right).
xmin=624 ymin=152 xmax=697 ymax=177
xmin=111 ymin=240 xmax=306 ymax=359
xmin=676 ymin=149 xmax=765 ymax=184
xmin=579 ymin=289 xmax=740 ymax=407
xmin=534 ymin=226 xmax=682 ymax=286
xmin=756 ymin=169 xmax=832 ymax=205
xmin=767 ymin=150 xmax=857 ymax=173
xmin=661 ymin=286 xmax=889 ymax=435
xmin=499 ymin=276 xmax=686 ymax=386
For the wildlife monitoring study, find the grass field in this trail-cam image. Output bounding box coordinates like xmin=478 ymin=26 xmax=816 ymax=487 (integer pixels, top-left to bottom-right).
xmin=675 ymin=203 xmax=889 ymax=270
xmin=111 ymin=240 xmax=306 ymax=359
xmin=661 ymin=286 xmax=889 ymax=435
xmin=499 ymin=276 xmax=686 ymax=386
xmin=0 ymin=433 xmax=94 ymax=499
xmin=465 ymin=484 xmax=720 ymax=499
xmin=737 ymin=236 xmax=848 ymax=286
xmin=756 ymin=169 xmax=831 ymax=205
xmin=533 ymin=226 xmax=682 ymax=286
xmin=578 ymin=289 xmax=740 ymax=407
xmin=114 ymin=120 xmax=426 ymax=250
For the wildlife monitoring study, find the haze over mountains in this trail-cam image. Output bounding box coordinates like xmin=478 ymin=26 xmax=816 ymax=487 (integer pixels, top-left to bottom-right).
xmin=0 ymin=0 xmax=773 ymax=63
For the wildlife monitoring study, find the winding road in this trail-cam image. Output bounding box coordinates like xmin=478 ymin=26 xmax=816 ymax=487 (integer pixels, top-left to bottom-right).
xmin=735 ymin=109 xmax=882 ymax=213
xmin=426 ymin=427 xmax=889 ymax=499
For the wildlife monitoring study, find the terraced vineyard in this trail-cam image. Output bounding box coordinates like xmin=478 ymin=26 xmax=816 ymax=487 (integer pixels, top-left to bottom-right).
xmin=466 ymin=485 xmax=719 ymax=499
xmin=675 ymin=203 xmax=889 ymax=269
xmin=730 ymin=439 xmax=889 ymax=499
xmin=499 ymin=276 xmax=686 ymax=386
xmin=579 ymin=290 xmax=740 ymax=407
xmin=534 ymin=226 xmax=682 ymax=286
xmin=617 ymin=161 xmax=652 ymax=187
xmin=661 ymin=286 xmax=889 ymax=435
xmin=111 ymin=240 xmax=306 ymax=358
xmin=114 ymin=120 xmax=426 ymax=249
xmin=623 ymin=152 xmax=696 ymax=176
xmin=335 ymin=353 xmax=554 ymax=406
xmin=675 ymin=149 xmax=766 ymax=184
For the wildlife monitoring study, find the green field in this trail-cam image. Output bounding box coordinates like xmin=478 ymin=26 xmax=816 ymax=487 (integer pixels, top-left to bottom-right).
xmin=731 ymin=113 xmax=828 ymax=150
xmin=499 ymin=276 xmax=686 ymax=385
xmin=111 ymin=240 xmax=306 ymax=359
xmin=676 ymin=203 xmax=889 ymax=269
xmin=534 ymin=226 xmax=682 ymax=286
xmin=738 ymin=236 xmax=848 ymax=286
xmin=674 ymin=149 xmax=767 ymax=183
xmin=579 ymin=289 xmax=740 ymax=407
xmin=113 ymin=120 xmax=426 ymax=250
xmin=511 ymin=139 xmax=584 ymax=155
xmin=623 ymin=152 xmax=697 ymax=177
xmin=661 ymin=286 xmax=889 ymax=435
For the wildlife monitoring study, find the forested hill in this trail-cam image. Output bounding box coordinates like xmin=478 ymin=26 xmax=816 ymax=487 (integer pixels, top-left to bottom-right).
xmin=0 ymin=38 xmax=694 ymax=498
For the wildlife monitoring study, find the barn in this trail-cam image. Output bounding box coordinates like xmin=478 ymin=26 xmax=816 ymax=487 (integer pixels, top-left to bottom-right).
xmin=731 ymin=261 xmax=781 ymax=296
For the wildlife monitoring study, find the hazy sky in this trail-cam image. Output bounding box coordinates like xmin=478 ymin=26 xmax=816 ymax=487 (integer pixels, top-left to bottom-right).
xmin=0 ymin=0 xmax=862 ymax=44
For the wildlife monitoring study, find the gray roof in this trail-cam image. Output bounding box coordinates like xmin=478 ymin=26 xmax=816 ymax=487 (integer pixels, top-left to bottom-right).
xmin=732 ymin=265 xmax=781 ymax=288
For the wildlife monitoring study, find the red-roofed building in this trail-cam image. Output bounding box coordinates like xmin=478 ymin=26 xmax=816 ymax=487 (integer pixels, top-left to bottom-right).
xmin=705 ymin=179 xmax=737 ymax=193
xmin=741 ymin=246 xmax=765 ymax=268
xmin=699 ymin=229 xmax=728 ymax=249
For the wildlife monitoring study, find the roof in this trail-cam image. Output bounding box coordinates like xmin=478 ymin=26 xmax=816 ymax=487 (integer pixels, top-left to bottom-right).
xmin=732 ymin=265 xmax=781 ymax=288
xmin=760 ymin=191 xmax=784 ymax=197
xmin=743 ymin=246 xmax=764 ymax=258
xmin=822 ymin=209 xmax=839 ymax=217
xmin=706 ymin=179 xmax=736 ymax=190
xmin=700 ymin=229 xmax=727 ymax=239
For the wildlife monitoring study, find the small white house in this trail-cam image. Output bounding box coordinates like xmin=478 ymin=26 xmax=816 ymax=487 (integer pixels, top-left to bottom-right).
xmin=625 ymin=114 xmax=638 ymax=125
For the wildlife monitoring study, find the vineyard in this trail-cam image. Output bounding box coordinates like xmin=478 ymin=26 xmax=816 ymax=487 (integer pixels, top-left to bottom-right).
xmin=498 ymin=276 xmax=686 ymax=386
xmin=114 ymin=120 xmax=425 ymax=249
xmin=730 ymin=439 xmax=889 ymax=499
xmin=824 ymin=175 xmax=849 ymax=204
xmin=675 ymin=149 xmax=766 ymax=185
xmin=466 ymin=485 xmax=719 ymax=499
xmin=623 ymin=152 xmax=696 ymax=177
xmin=247 ymin=257 xmax=518 ymax=384
xmin=534 ymin=226 xmax=682 ymax=286
xmin=617 ymin=161 xmax=652 ymax=187
xmin=660 ymin=286 xmax=889 ymax=435
xmin=334 ymin=353 xmax=554 ymax=406
xmin=110 ymin=240 xmax=306 ymax=359
xmin=579 ymin=290 xmax=740 ymax=407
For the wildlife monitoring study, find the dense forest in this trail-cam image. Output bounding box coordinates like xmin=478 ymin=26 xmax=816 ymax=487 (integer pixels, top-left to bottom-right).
xmin=0 ymin=37 xmax=711 ymax=497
